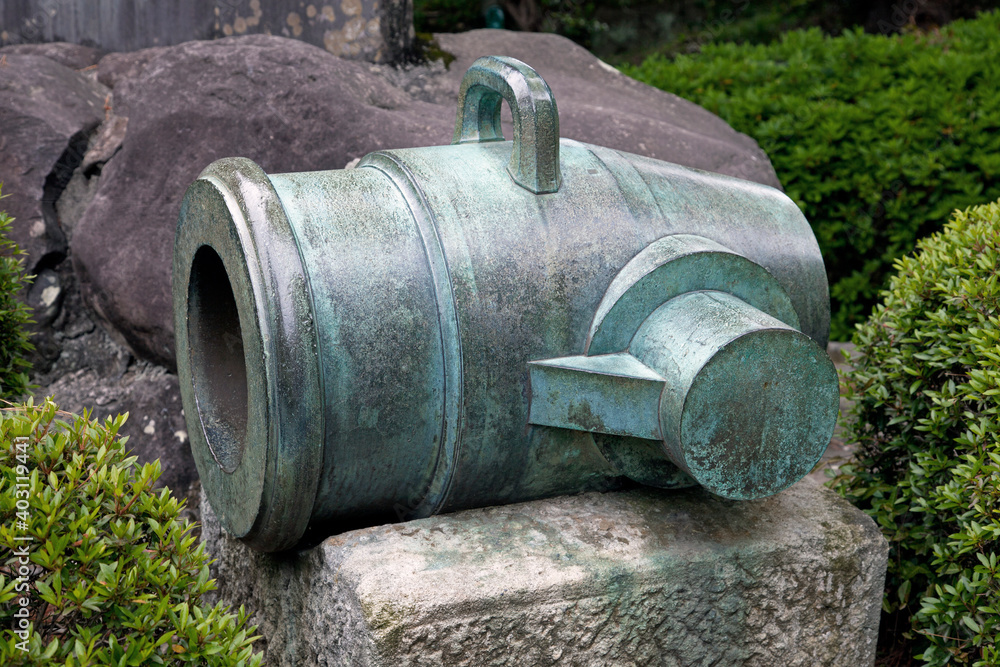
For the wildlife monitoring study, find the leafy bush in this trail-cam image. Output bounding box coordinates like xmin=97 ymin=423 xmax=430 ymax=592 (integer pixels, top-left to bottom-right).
xmin=0 ymin=185 xmax=34 ymax=400
xmin=0 ymin=399 xmax=262 ymax=666
xmin=623 ymin=11 xmax=1000 ymax=340
xmin=831 ymin=199 xmax=1000 ymax=665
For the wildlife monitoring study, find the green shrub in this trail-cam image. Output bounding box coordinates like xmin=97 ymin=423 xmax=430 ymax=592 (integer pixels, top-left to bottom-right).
xmin=0 ymin=185 xmax=34 ymax=400
xmin=831 ymin=199 xmax=1000 ymax=665
xmin=622 ymin=11 xmax=1000 ymax=340
xmin=0 ymin=399 xmax=262 ymax=666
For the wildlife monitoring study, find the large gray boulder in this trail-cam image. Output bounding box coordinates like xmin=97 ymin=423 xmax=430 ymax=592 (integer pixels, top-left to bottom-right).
xmin=0 ymin=53 xmax=105 ymax=269
xmin=71 ymin=31 xmax=779 ymax=369
xmin=203 ymin=478 xmax=887 ymax=666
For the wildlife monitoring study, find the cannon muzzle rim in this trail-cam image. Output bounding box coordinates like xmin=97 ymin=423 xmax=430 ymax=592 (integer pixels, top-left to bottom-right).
xmin=173 ymin=157 xmax=323 ymax=552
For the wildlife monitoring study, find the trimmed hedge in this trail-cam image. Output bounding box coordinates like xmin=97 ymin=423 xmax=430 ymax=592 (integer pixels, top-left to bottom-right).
xmin=0 ymin=185 xmax=34 ymax=400
xmin=0 ymin=399 xmax=262 ymax=665
xmin=832 ymin=199 xmax=1000 ymax=666
xmin=623 ymin=11 xmax=1000 ymax=340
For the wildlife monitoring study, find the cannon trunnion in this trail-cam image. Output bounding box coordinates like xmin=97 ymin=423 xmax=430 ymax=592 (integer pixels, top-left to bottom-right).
xmin=173 ymin=56 xmax=838 ymax=552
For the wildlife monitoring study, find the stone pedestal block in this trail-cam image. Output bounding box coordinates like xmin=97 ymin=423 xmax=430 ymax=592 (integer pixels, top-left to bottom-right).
xmin=201 ymin=478 xmax=887 ymax=666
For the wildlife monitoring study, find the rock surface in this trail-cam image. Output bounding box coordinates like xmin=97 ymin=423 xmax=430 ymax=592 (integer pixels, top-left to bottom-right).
xmin=95 ymin=48 xmax=168 ymax=89
xmin=202 ymin=478 xmax=887 ymax=666
xmin=0 ymin=42 xmax=103 ymax=70
xmin=0 ymin=53 xmax=106 ymax=269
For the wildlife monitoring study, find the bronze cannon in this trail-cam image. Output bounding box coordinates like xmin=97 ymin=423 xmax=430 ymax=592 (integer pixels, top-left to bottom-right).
xmin=173 ymin=56 xmax=838 ymax=552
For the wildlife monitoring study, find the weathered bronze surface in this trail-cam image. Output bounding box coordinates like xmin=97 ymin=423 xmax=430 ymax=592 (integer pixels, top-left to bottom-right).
xmin=173 ymin=55 xmax=839 ymax=552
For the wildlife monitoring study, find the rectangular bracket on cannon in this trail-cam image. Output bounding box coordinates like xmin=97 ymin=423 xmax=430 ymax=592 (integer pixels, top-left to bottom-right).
xmin=527 ymin=353 xmax=665 ymax=441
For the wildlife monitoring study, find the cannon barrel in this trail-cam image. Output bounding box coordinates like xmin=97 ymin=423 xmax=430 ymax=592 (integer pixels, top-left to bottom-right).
xmin=173 ymin=56 xmax=838 ymax=552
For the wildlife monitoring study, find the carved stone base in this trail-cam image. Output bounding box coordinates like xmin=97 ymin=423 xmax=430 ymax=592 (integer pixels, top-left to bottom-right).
xmin=201 ymin=478 xmax=886 ymax=666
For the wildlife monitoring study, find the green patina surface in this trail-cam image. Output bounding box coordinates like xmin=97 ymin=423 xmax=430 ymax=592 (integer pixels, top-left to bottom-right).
xmin=175 ymin=55 xmax=837 ymax=552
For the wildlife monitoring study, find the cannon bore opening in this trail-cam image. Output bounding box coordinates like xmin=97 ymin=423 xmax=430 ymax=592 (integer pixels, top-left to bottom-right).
xmin=187 ymin=245 xmax=248 ymax=474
